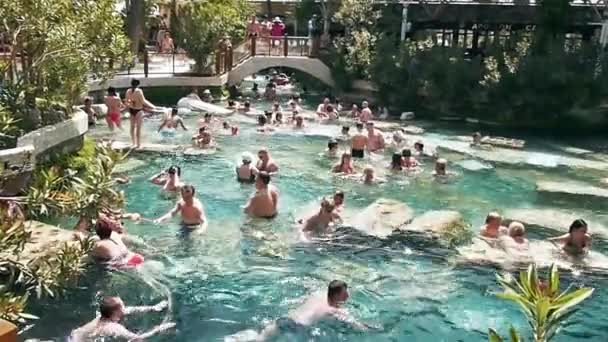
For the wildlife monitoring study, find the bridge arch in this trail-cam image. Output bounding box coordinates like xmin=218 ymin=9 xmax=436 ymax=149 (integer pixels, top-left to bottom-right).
xmin=227 ymin=56 xmax=335 ymax=87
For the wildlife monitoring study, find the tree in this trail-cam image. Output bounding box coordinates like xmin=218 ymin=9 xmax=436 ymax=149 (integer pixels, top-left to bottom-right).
xmin=0 ymin=0 xmax=130 ymax=131
xmin=127 ymin=0 xmax=146 ymax=55
xmin=177 ymin=0 xmax=251 ymax=74
xmin=488 ymin=264 xmax=594 ymax=342
xmin=333 ymin=0 xmax=380 ymax=80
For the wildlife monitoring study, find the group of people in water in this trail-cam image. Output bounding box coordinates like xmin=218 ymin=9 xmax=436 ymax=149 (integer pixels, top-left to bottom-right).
xmin=73 ymin=79 xmax=599 ymax=341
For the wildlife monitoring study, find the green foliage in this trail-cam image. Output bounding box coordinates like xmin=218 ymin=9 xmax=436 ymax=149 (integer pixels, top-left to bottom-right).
xmin=0 ymin=0 xmax=130 ymax=130
xmin=489 ymin=264 xmax=594 ymax=342
xmin=0 ymin=203 xmax=95 ymax=324
xmin=27 ymin=141 xmax=126 ymax=225
xmin=333 ymin=0 xmax=380 ymax=80
xmin=176 ymin=0 xmax=252 ymax=73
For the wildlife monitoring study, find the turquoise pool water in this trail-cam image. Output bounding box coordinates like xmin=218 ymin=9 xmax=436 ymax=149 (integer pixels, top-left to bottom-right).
xmin=22 ymin=87 xmax=608 ymax=341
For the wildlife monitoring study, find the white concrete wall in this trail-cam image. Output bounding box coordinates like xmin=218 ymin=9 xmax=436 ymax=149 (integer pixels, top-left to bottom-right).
xmin=17 ymin=110 xmax=89 ymax=160
xmin=88 ymin=74 xmax=229 ymax=92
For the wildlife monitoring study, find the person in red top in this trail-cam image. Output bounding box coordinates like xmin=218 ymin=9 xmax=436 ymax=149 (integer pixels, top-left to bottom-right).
xmin=271 ymin=17 xmax=286 ymax=53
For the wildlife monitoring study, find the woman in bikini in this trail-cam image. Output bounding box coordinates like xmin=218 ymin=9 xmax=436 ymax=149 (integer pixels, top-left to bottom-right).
xmin=124 ymin=79 xmax=154 ymax=148
xmin=104 ymin=87 xmax=124 ymax=131
xmin=548 ymin=219 xmax=592 ymax=257
xmin=332 ymin=152 xmax=354 ymax=174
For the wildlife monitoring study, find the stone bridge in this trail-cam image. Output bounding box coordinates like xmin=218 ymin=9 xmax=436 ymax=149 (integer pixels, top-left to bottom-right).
xmin=227 ymin=55 xmax=335 ymax=87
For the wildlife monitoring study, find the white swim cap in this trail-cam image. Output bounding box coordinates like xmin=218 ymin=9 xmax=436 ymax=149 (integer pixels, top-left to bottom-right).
xmin=242 ymin=152 xmax=254 ymax=162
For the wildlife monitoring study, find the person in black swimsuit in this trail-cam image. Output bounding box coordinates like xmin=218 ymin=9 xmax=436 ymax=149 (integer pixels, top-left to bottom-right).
xmin=236 ymin=152 xmax=258 ymax=183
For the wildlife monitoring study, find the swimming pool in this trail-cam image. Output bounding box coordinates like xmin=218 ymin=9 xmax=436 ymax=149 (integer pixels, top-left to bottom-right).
xmin=22 ymin=88 xmax=608 ymax=341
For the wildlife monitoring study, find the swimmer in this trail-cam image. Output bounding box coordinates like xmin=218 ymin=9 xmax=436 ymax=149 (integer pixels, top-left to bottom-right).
xmin=413 ymin=141 xmax=425 ymax=156
xmin=256 ymin=148 xmax=279 ymax=173
xmin=433 ymin=158 xmax=449 ymax=177
xmin=90 ymin=218 xmax=142 ymax=268
xmin=472 ymin=132 xmax=482 ymax=146
xmin=238 ymin=101 xmax=253 ymax=113
xmin=236 ymin=152 xmax=259 ymax=183
xmin=226 ymin=100 xmax=239 ymax=110
xmin=326 ymin=139 xmax=340 ymax=158
xmin=366 ymin=122 xmax=385 ymax=152
xmin=325 ymin=104 xmax=339 ymax=121
xmin=158 ymin=107 xmax=187 ymax=133
xmin=272 ymin=101 xmax=283 ymax=115
xmin=192 ymin=126 xmax=214 ymax=148
xmin=69 ymin=296 xmax=174 ymax=342
xmin=350 ymin=123 xmax=367 ymax=158
xmin=275 ymin=112 xmax=284 ymax=125
xmin=301 ymin=198 xmax=337 ymax=235
xmin=202 ymin=88 xmax=214 ymax=102
xmin=341 ymin=125 xmax=351 ymax=138
xmin=222 ymin=121 xmax=231 ymax=130
xmin=350 ymin=104 xmax=360 ymax=118
xmin=293 ymin=115 xmax=305 ymax=129
xmin=332 ymin=191 xmax=345 ymax=219
xmin=154 ymin=185 xmax=207 ymax=229
xmin=83 ymin=97 xmax=97 ymax=127
xmin=392 ymin=130 xmax=407 ymax=149
xmin=264 ymin=111 xmax=274 ymax=124
xmin=288 ymin=101 xmax=302 ymax=117
xmin=507 ymin=221 xmax=529 ymax=246
xmin=360 ymin=101 xmax=373 ymax=123
xmin=548 ymin=219 xmax=592 ymax=257
xmin=362 ymin=166 xmax=384 ymax=184
xmin=332 ymin=152 xmax=354 ymax=174
xmin=252 ymin=280 xmax=368 ymax=341
xmin=243 ymin=171 xmax=279 ymax=219
xmin=479 ymin=212 xmax=508 ymax=239
xmin=316 ymin=97 xmax=330 ymax=117
xmin=390 ymin=153 xmax=403 ymax=171
xmin=401 ymin=149 xmax=419 ymax=168
xmin=104 ymin=87 xmax=125 ymax=131
xmin=149 ymin=165 xmax=182 ymax=192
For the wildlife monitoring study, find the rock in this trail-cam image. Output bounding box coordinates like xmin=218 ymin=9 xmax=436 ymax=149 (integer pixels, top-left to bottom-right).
xmin=400 ymin=112 xmax=415 ymax=120
xmin=347 ymin=199 xmax=413 ymax=238
xmin=537 ymin=181 xmax=608 ymax=201
xmin=402 ymin=125 xmax=425 ymax=135
xmin=110 ymin=141 xmax=183 ymax=154
xmin=456 ymin=159 xmax=493 ymax=171
xmin=503 ymin=208 xmax=608 ymax=237
xmin=113 ymin=158 xmax=146 ymax=174
xmin=91 ymin=104 xmax=108 ymax=117
xmin=401 ymin=210 xmax=467 ymax=238
xmin=0 ymin=221 xmax=76 ymax=264
xmin=601 ymin=178 xmax=608 ymax=187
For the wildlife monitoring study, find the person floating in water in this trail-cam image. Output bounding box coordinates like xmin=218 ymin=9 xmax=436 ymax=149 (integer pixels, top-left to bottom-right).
xmin=548 ymin=219 xmax=592 ymax=257
xmin=479 ymin=212 xmax=507 ymax=239
xmin=326 ymin=139 xmax=339 ymax=158
xmin=158 ymin=107 xmax=187 ymax=135
xmin=243 ymin=171 xmax=279 ymax=219
xmin=90 ymin=217 xmax=144 ymax=268
xmin=104 ymin=87 xmax=125 ymax=131
xmin=69 ymin=296 xmax=174 ymax=341
xmin=124 ymin=79 xmax=155 ymax=149
xmin=155 ymin=185 xmax=207 ymax=230
xmin=366 ymin=122 xmax=385 ymax=153
xmin=192 ymin=126 xmax=214 ymax=148
xmin=350 ymin=123 xmax=367 ymax=159
xmin=256 ymin=148 xmax=279 ymax=173
xmin=247 ymin=280 xmax=369 ymax=341
xmin=362 ymin=166 xmax=384 ymax=184
xmin=149 ymin=165 xmax=183 ymax=193
xmin=332 ymin=152 xmax=354 ymax=174
xmin=301 ymin=198 xmax=338 ymax=236
xmin=236 ymin=152 xmax=259 ymax=183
